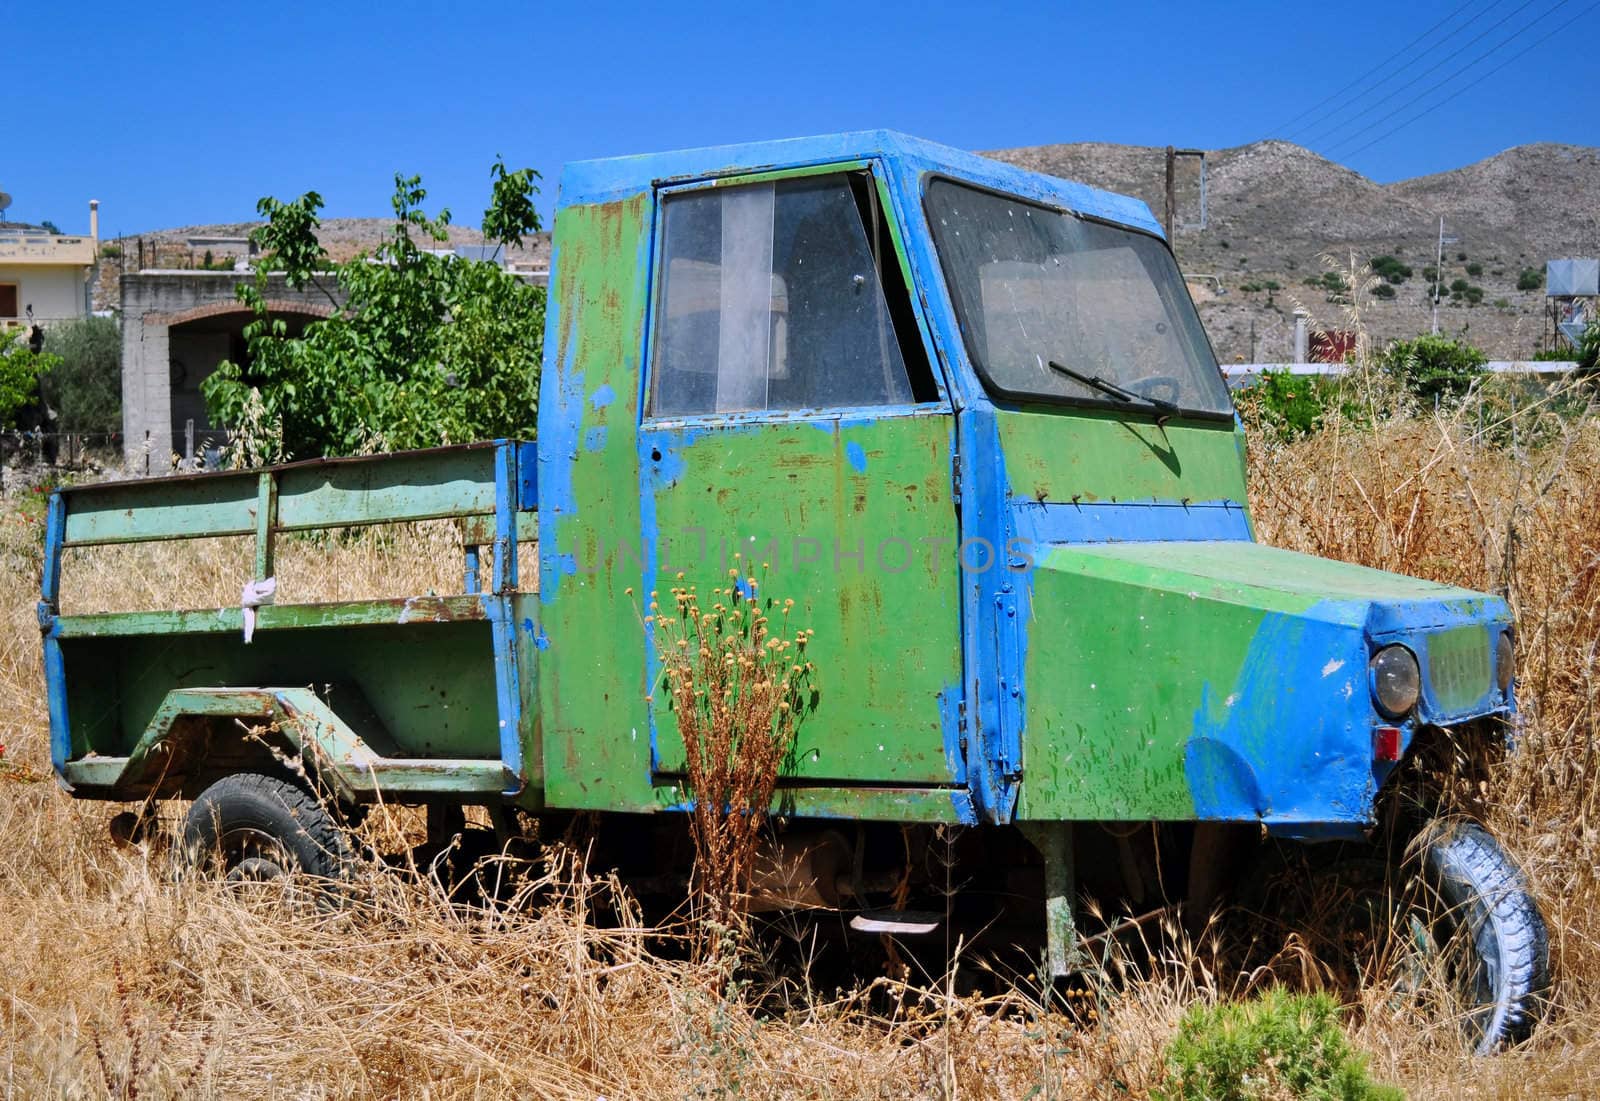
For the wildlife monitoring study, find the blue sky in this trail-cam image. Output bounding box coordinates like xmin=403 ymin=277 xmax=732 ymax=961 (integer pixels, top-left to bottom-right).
xmin=8 ymin=0 xmax=1596 ymax=236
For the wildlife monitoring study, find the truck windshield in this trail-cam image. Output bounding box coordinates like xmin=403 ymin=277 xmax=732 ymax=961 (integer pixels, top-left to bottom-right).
xmin=925 ymin=179 xmax=1233 ymax=419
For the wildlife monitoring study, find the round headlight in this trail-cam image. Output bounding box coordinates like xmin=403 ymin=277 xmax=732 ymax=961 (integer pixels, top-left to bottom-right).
xmin=1370 ymin=645 xmax=1420 ymax=718
xmin=1496 ymin=630 xmax=1515 ymax=693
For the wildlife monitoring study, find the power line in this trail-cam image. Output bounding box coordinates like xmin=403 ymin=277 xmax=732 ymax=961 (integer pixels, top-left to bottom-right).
xmin=1272 ymin=0 xmax=1495 ymax=139
xmin=1298 ymin=0 xmax=1550 ymax=147
xmin=1336 ymin=0 xmax=1600 ymax=159
xmin=1327 ymin=0 xmax=1575 ymax=157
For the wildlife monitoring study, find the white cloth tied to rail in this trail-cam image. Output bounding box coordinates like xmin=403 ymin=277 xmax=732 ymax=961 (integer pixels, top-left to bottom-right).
xmin=241 ymin=577 xmax=277 ymax=644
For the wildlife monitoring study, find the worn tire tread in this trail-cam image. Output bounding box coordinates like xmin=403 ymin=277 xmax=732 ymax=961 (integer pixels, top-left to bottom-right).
xmin=1426 ymin=820 xmax=1550 ymax=1053
xmin=182 ymin=771 xmax=351 ymax=882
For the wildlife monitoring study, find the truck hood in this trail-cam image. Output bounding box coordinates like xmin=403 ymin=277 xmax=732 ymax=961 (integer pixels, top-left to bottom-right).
xmin=1013 ymin=538 xmax=1512 ymax=834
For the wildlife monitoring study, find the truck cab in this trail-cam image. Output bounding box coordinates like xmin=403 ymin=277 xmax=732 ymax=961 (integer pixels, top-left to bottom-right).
xmin=537 ymin=130 xmax=1514 ymax=835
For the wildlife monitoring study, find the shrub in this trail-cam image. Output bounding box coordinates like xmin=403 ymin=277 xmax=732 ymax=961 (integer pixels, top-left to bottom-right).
xmin=1422 ymin=265 xmax=1438 ymax=283
xmin=1379 ymin=333 xmax=1487 ymax=405
xmin=41 ymin=317 xmax=121 ymax=434
xmin=1463 ymin=285 xmax=1484 ymax=305
xmin=1157 ymin=989 xmax=1402 ymax=1101
xmin=1449 ymin=278 xmax=1470 ymax=294
xmin=0 ymin=327 xmax=59 ymax=427
xmin=1466 ymin=262 xmax=1483 ymax=277
xmin=98 ymin=242 xmax=122 ymax=259
xmin=1456 ymin=251 xmax=1467 ymax=261
xmin=1517 ymin=268 xmax=1543 ymax=291
xmin=1370 ymin=283 xmax=1396 ymax=300
xmin=1369 ymin=255 xmax=1411 ymax=284
xmin=1236 ymin=369 xmax=1362 ymax=441
xmin=1577 ymin=318 xmax=1600 ymax=374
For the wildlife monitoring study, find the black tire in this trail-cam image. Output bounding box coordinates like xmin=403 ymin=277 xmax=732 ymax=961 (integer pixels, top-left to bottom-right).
xmin=1243 ymin=819 xmax=1548 ymax=1054
xmin=1419 ymin=820 xmax=1549 ymax=1053
xmin=182 ymin=772 xmax=352 ymax=887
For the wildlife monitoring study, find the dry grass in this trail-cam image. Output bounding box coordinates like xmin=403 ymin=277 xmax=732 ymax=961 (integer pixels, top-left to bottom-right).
xmin=3 ymin=388 xmax=1599 ymax=1098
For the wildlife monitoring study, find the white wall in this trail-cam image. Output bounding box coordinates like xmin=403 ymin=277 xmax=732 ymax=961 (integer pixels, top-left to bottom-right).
xmin=0 ymin=265 xmax=87 ymax=322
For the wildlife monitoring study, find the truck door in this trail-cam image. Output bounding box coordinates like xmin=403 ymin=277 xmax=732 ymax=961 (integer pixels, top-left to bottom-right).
xmin=638 ymin=165 xmax=964 ymax=796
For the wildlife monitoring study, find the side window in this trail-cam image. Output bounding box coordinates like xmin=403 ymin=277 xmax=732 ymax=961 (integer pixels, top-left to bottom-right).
xmin=649 ymin=172 xmax=930 ymax=418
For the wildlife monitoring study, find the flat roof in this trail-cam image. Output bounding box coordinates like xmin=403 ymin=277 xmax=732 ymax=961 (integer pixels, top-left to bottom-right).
xmin=556 ymin=129 xmax=1161 ymax=238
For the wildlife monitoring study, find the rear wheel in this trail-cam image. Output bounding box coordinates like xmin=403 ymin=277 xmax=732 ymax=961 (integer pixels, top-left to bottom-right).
xmin=182 ymin=772 xmax=352 ymax=889
xmin=1246 ymin=819 xmax=1547 ymax=1053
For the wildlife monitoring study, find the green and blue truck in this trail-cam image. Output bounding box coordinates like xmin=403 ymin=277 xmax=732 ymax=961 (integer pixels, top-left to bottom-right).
xmin=40 ymin=132 xmax=1546 ymax=1050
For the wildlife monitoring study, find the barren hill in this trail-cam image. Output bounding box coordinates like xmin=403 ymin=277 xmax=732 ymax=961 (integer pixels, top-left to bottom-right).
xmin=988 ymin=139 xmax=1600 ymax=361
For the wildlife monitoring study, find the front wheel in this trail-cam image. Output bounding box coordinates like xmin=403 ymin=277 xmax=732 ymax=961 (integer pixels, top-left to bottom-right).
xmin=1246 ymin=819 xmax=1548 ymax=1054
xmin=1415 ymin=821 xmax=1549 ymax=1052
xmin=182 ymin=772 xmax=352 ymax=889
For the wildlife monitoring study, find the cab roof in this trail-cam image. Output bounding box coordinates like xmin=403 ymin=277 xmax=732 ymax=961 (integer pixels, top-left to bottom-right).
xmin=556 ymin=129 xmax=1163 ymax=239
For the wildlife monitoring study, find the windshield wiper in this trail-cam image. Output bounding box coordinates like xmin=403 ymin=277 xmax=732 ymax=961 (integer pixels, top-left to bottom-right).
xmin=1048 ymin=360 xmax=1178 ymax=416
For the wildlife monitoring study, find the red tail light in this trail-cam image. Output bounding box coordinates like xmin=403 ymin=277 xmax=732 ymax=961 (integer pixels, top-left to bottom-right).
xmin=1374 ymin=725 xmax=1402 ymax=762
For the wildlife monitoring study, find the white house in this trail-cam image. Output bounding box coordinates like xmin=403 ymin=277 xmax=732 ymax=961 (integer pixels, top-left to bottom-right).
xmin=0 ymin=200 xmax=100 ymax=329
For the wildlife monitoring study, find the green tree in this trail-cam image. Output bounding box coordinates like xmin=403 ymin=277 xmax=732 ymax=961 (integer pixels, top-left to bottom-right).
xmin=41 ymin=317 xmax=121 ymax=433
xmin=202 ymin=158 xmax=545 ymax=461
xmin=0 ymin=328 xmax=61 ymax=426
xmin=1517 ymin=267 xmax=1544 ymax=291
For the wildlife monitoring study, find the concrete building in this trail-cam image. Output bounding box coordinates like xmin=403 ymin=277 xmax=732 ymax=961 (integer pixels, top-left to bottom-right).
xmin=121 ymin=271 xmax=342 ymax=471
xmin=0 ymin=200 xmax=100 ymax=329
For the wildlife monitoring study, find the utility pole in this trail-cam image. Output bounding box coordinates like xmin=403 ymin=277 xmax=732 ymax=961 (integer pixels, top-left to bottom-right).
xmin=1165 ymin=146 xmax=1177 ymax=241
xmin=1163 ymin=147 xmax=1207 ymax=242
xmin=1432 ymin=216 xmax=1444 ymax=335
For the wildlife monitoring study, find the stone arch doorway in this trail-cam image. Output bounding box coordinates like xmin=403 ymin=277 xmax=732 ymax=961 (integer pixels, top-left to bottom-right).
xmin=122 ymin=272 xmax=347 ymax=472
xmin=159 ymin=301 xmax=330 ymax=462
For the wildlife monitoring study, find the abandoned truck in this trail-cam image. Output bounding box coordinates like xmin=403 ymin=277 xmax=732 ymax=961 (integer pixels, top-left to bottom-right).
xmin=41 ymin=131 xmax=1546 ymax=1050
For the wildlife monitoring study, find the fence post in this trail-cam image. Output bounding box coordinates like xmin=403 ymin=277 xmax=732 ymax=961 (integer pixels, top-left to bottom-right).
xmin=184 ymin=419 xmax=195 ymax=469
